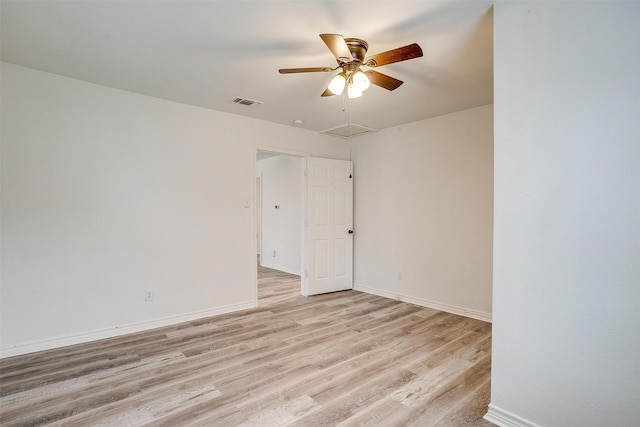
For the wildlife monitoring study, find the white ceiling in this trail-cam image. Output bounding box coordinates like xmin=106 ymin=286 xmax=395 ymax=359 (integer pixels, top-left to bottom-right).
xmin=0 ymin=0 xmax=493 ymax=134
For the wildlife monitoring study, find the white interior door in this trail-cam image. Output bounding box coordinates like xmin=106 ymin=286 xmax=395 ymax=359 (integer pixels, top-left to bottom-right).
xmin=303 ymin=157 xmax=353 ymax=296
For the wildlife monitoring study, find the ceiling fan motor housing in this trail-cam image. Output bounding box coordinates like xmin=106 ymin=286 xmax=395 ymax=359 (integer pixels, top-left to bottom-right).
xmin=343 ymin=38 xmax=368 ymax=65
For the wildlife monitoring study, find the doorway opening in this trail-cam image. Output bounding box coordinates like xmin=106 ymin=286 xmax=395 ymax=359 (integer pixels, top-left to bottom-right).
xmin=254 ymin=148 xmax=354 ymax=304
xmin=255 ymin=147 xmax=307 ymax=305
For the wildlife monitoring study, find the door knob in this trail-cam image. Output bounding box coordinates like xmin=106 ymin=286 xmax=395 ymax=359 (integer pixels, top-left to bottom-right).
xmin=348 ymin=229 xmax=354 ymax=234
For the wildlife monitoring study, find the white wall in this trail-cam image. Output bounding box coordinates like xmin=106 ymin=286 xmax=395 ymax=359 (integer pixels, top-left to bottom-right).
xmin=488 ymin=2 xmax=640 ymax=426
xmin=256 ymin=155 xmax=303 ymax=275
xmin=349 ymin=104 xmax=493 ymax=321
xmin=0 ymin=62 xmax=348 ymax=356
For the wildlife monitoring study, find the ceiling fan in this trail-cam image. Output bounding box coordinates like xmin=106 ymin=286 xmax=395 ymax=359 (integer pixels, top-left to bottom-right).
xmin=279 ymin=34 xmax=423 ymax=98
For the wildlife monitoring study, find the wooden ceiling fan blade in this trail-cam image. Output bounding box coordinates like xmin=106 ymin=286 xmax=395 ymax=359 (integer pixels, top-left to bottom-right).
xmin=319 ymin=34 xmax=353 ymax=63
xmin=279 ymin=67 xmax=335 ymax=74
xmin=365 ymin=43 xmax=423 ymax=67
xmin=321 ymin=87 xmax=335 ymax=97
xmin=364 ymin=70 xmax=404 ymax=91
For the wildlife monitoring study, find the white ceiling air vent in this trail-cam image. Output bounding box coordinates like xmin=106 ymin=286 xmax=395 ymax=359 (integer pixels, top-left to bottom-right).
xmin=233 ymin=97 xmax=264 ymax=106
xmin=319 ymin=123 xmax=378 ymax=139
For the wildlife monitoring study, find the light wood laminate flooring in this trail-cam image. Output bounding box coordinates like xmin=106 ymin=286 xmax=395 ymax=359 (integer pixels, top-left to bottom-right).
xmin=0 ymin=263 xmax=494 ymax=426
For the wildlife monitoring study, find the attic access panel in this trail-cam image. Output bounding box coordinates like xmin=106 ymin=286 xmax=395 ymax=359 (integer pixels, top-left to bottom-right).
xmin=319 ymin=123 xmax=378 ymax=139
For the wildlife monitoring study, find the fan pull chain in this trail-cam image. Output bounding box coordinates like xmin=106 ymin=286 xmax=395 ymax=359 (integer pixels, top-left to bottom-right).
xmin=341 ymin=87 xmax=346 ymax=112
xmin=349 ymin=95 xmax=352 ymax=140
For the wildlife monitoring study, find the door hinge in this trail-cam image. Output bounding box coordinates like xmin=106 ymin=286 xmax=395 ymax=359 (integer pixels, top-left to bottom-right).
xmin=304 ymin=219 xmax=308 ymax=227
xmin=304 ymin=168 xmax=308 ymax=176
xmin=304 ymin=269 xmax=309 ymax=278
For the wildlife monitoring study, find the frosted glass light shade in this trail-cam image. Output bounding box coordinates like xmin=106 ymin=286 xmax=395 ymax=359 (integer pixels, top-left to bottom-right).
xmin=352 ymin=71 xmax=370 ymax=91
xmin=328 ymin=74 xmax=346 ymax=95
xmin=347 ymin=83 xmax=362 ymax=99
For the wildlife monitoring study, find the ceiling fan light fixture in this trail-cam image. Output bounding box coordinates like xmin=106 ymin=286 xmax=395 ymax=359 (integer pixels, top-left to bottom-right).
xmin=328 ymin=73 xmax=346 ymax=95
xmin=352 ymin=70 xmax=370 ymax=92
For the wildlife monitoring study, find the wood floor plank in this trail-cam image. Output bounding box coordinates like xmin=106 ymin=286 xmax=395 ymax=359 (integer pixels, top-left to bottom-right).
xmin=0 ymin=261 xmax=494 ymax=426
xmin=335 ymin=397 xmax=411 ymax=427
xmin=294 ymin=368 xmax=419 ymax=426
xmin=434 ymin=378 xmax=494 ymax=427
xmin=239 ymin=395 xmax=320 ymax=426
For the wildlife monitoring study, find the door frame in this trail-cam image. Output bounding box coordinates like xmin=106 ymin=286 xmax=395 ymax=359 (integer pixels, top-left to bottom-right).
xmin=254 ymin=145 xmax=308 ymax=306
xmin=256 ymin=176 xmax=261 ymax=257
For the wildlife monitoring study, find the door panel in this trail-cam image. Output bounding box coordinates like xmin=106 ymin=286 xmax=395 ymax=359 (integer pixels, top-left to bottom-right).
xmin=303 ymin=157 xmax=353 ymax=296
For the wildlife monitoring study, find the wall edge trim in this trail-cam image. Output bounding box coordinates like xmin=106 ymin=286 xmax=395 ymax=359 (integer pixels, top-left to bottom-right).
xmin=0 ymin=301 xmax=256 ymax=359
xmin=484 ymin=403 xmax=542 ymax=427
xmin=353 ymin=282 xmax=492 ymax=323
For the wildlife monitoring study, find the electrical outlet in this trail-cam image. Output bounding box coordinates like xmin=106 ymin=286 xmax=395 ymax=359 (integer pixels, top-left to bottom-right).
xmin=145 ymin=289 xmax=153 ymax=302
xmin=272 ymin=250 xmax=277 ymax=257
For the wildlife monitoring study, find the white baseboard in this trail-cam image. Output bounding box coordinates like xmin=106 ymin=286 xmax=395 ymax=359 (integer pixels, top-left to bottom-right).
xmin=353 ymin=282 xmax=492 ymax=323
xmin=259 ymin=261 xmax=301 ymax=276
xmin=0 ymin=301 xmax=255 ymax=359
xmin=484 ymin=404 xmax=542 ymax=427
